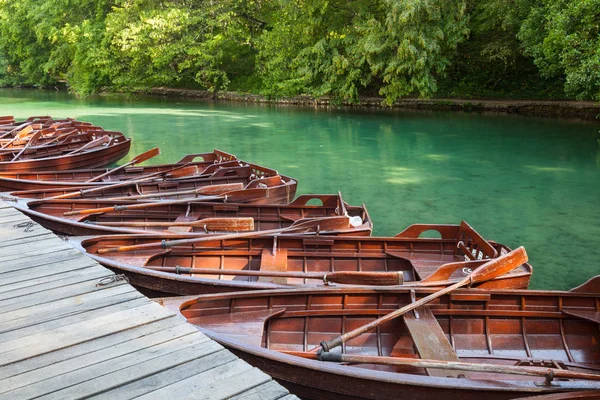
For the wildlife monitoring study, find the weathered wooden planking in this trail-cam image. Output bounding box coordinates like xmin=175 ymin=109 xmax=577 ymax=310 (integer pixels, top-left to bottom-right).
xmin=0 ymin=253 xmax=101 ymax=290
xmin=0 ymin=276 xmax=127 ymax=314
xmin=0 ymin=316 xmax=188 ymax=380
xmin=31 ymin=338 xmax=224 ymax=400
xmin=228 ymin=380 xmax=291 ymax=400
xmin=0 ymin=323 xmax=201 ymax=394
xmin=92 ymin=349 xmax=239 ymax=400
xmin=0 ymin=203 xmax=297 ymax=400
xmin=0 ymin=301 xmax=174 ymax=364
xmin=0 ymin=293 xmax=147 ymax=343
xmin=0 ymin=283 xmax=136 ymax=323
xmin=0 ymin=265 xmax=111 ymax=303
xmin=135 ymin=359 xmax=255 ymax=400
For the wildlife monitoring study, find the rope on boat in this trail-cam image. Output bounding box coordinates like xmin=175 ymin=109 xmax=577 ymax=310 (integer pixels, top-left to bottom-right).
xmin=13 ymin=221 xmax=37 ymax=232
xmin=0 ymin=195 xmax=17 ymax=202
xmin=96 ymin=274 xmax=129 ymax=287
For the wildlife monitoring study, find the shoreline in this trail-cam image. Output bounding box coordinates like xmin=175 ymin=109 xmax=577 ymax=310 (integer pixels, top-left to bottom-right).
xmin=149 ymin=87 xmax=600 ymax=122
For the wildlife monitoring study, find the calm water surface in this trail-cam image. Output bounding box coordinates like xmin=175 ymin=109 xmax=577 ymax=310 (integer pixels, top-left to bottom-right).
xmin=1 ymin=89 xmax=599 ymax=290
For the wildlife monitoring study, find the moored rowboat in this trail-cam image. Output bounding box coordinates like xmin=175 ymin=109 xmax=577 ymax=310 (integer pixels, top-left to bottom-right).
xmin=7 ymin=162 xmax=297 ymax=202
xmin=68 ymin=221 xmax=532 ymax=295
xmin=158 ymin=276 xmax=600 ymax=400
xmin=0 ymin=149 xmax=237 ymax=191
xmin=0 ymin=131 xmax=131 ymax=171
xmin=11 ymin=193 xmax=372 ymax=236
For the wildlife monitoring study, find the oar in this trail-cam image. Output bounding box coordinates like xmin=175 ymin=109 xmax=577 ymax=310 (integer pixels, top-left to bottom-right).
xmin=46 ymin=163 xmax=198 ymax=200
xmin=318 ymin=247 xmax=528 ymax=352
xmin=102 ymin=182 xmax=244 ymax=201
xmin=96 ymin=216 xmax=352 ymax=254
xmin=0 ymin=122 xmax=31 ymax=140
xmin=316 ymin=352 xmax=600 ymax=382
xmin=10 ymin=131 xmax=43 ymax=161
xmin=88 ymin=217 xmax=255 ymax=232
xmin=61 ymin=197 xmax=223 ymax=217
xmin=145 ymin=267 xmax=406 ymax=285
xmin=145 ymin=257 xmax=509 ymax=286
xmin=64 ymin=135 xmax=110 ymax=155
xmin=85 ymin=147 xmax=161 ymax=182
xmin=1 ymin=125 xmax=34 ymax=148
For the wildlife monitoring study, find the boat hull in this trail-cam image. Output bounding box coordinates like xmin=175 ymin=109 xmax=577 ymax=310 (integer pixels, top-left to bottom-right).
xmin=0 ymin=138 xmax=131 ymax=172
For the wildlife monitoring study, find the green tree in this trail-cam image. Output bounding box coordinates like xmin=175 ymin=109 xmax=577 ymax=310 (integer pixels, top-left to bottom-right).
xmin=520 ymin=0 xmax=600 ymax=100
xmin=257 ymin=0 xmax=469 ymax=104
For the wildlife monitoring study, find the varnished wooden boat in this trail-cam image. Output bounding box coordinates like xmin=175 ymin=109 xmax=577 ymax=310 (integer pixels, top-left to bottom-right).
xmin=68 ymin=221 xmax=532 ymax=295
xmin=0 ymin=131 xmax=131 ymax=171
xmin=8 ymin=161 xmax=297 ymax=202
xmin=12 ymin=193 xmax=372 ymax=236
xmin=0 ymin=131 xmax=123 ymax=159
xmin=0 ymin=150 xmax=237 ymax=191
xmin=158 ymin=277 xmax=600 ymax=399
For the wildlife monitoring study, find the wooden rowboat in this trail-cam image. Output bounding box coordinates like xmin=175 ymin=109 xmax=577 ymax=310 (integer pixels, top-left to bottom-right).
xmin=0 ymin=149 xmax=236 ymax=191
xmin=68 ymin=221 xmax=532 ymax=295
xmin=158 ymin=277 xmax=600 ymax=399
xmin=8 ymin=162 xmax=297 ymax=203
xmin=11 ymin=193 xmax=372 ymax=236
xmin=0 ymin=131 xmax=131 ymax=172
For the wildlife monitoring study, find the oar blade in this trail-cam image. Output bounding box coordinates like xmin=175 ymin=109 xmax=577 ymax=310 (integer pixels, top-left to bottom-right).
xmin=131 ymin=147 xmax=160 ymax=164
xmin=470 ymin=246 xmax=528 ymax=285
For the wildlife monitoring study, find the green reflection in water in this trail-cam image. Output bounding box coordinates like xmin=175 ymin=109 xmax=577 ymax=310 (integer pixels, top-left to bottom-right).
xmin=2 ymin=88 xmax=599 ymax=290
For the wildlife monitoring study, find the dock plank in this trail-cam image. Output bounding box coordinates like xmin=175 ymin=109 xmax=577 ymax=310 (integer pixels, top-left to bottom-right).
xmin=32 ymin=337 xmax=222 ymax=400
xmin=0 ymin=323 xmax=201 ymax=394
xmin=136 ymin=359 xmax=254 ymax=400
xmin=0 ymin=316 xmax=188 ymax=379
xmin=93 ymin=349 xmax=238 ymax=400
xmin=228 ymin=380 xmax=291 ymax=400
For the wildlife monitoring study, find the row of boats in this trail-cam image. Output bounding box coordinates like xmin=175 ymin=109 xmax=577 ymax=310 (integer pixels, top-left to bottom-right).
xmin=2 ymin=116 xmax=598 ymax=399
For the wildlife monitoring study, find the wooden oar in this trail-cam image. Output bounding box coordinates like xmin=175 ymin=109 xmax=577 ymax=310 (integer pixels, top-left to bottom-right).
xmin=64 ymin=135 xmax=110 ymax=156
xmin=316 ymin=352 xmax=600 ymax=382
xmin=146 ymin=257 xmax=510 ymax=286
xmin=102 ymin=182 xmax=244 ymax=201
xmin=0 ymin=122 xmax=31 ymax=140
xmin=96 ymin=216 xmax=352 ymax=254
xmin=1 ymin=125 xmax=34 ymax=148
xmin=89 ymin=217 xmax=255 ymax=232
xmin=146 ymin=267 xmax=406 ymax=285
xmin=85 ymin=147 xmax=161 ymax=182
xmin=47 ymin=163 xmax=198 ymax=200
xmin=318 ymin=247 xmax=528 ymax=352
xmin=11 ymin=131 xmax=43 ymax=161
xmin=62 ymin=195 xmax=222 ymax=216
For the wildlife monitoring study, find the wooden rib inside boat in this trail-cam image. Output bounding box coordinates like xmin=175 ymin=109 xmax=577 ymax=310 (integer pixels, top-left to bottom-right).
xmin=69 ymin=221 xmax=532 ymax=295
xmin=0 ymin=149 xmax=237 ymax=191
xmin=158 ymin=278 xmax=600 ymax=400
xmin=12 ymin=193 xmax=372 ymax=236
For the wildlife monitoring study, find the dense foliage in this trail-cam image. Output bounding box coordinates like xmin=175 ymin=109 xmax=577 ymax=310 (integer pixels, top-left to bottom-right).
xmin=0 ymin=0 xmax=598 ymax=101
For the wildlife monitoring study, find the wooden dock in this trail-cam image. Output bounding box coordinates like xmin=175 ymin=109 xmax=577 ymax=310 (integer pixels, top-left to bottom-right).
xmin=0 ymin=202 xmax=298 ymax=400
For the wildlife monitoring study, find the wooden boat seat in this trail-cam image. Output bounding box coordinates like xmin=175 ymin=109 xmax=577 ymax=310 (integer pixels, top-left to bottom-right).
xmin=402 ymin=305 xmax=464 ymax=378
xmin=188 ymin=308 xmax=286 ymax=347
xmin=386 ymin=250 xmax=458 ymax=280
xmin=562 ymin=309 xmax=600 ymax=324
xmin=166 ymin=212 xmax=202 ymax=233
xmin=258 ymin=248 xmax=288 ymax=284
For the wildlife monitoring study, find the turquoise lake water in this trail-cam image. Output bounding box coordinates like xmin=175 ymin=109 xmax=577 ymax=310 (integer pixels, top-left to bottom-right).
xmin=1 ymin=88 xmax=599 ymax=290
